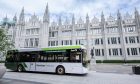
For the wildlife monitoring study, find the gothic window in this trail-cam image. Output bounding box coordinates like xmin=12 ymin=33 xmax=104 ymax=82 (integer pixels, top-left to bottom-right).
xmin=81 ymin=39 xmax=86 ymax=45
xmin=131 ymin=48 xmax=138 ymax=55
xmin=120 ymin=48 xmax=122 ymax=55
xmin=139 ymin=48 xmax=140 ymax=54
xmin=111 ymin=37 xmax=117 ymax=44
xmin=137 ymin=36 xmax=139 ymax=43
xmin=76 ymin=39 xmax=86 ymax=45
xmin=102 ymin=49 xmax=104 ymax=56
xmin=95 ymin=39 xmax=100 ymax=45
xmin=101 ymin=39 xmax=103 ymax=44
xmin=95 ymin=49 xmax=100 ymax=56
xmin=112 ymin=48 xmax=118 ymax=56
xmin=56 ymin=41 xmax=58 ymax=46
xmin=129 ymin=36 xmax=135 ymax=43
xmin=76 ymin=30 xmax=86 ymax=36
xmin=62 ymin=30 xmax=72 ymax=36
xmin=118 ymin=37 xmax=121 ymax=44
xmin=94 ymin=28 xmax=101 ymax=34
xmin=52 ymin=32 xmax=55 ymax=37
xmin=127 ymin=48 xmax=130 ymax=55
xmin=108 ymin=38 xmax=110 ymax=44
xmin=62 ymin=40 xmax=72 ymax=45
xmin=107 ymin=27 xmax=118 ymax=33
xmin=35 ymin=28 xmax=39 ymax=34
xmin=26 ymin=29 xmax=30 ymax=35
xmin=24 ymin=39 xmax=29 ymax=47
xmin=94 ymin=38 xmax=103 ymax=45
xmin=51 ymin=41 xmax=55 ymax=46
xmin=108 ymin=37 xmax=121 ymax=44
xmin=62 ymin=41 xmax=63 ymax=45
xmin=34 ymin=38 xmax=39 ymax=47
xmin=49 ymin=31 xmax=58 ymax=37
xmin=31 ymin=29 xmax=35 ymax=34
xmin=109 ymin=49 xmax=111 ymax=56
xmin=30 ymin=38 xmax=34 ymax=47
xmin=48 ymin=41 xmax=50 ymax=46
xmin=124 ymin=26 xmax=136 ymax=32
xmin=125 ymin=37 xmax=128 ymax=43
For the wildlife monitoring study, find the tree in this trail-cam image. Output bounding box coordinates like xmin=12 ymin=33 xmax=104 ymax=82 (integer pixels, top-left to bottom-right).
xmin=0 ymin=28 xmax=14 ymax=61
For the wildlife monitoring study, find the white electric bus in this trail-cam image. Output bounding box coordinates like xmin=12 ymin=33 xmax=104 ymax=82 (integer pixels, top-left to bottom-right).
xmin=5 ymin=45 xmax=89 ymax=75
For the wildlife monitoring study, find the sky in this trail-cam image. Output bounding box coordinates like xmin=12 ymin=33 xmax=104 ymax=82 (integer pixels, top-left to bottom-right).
xmin=0 ymin=0 xmax=140 ymax=23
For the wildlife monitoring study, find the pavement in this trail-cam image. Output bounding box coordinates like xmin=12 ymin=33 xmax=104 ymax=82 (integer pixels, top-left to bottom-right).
xmin=0 ymin=63 xmax=140 ymax=84
xmin=91 ymin=63 xmax=134 ymax=74
xmin=1 ymin=70 xmax=140 ymax=84
xmin=0 ymin=78 xmax=46 ymax=84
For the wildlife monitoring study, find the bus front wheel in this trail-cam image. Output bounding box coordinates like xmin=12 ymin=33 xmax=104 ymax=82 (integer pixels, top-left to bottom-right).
xmin=17 ymin=65 xmax=23 ymax=72
xmin=56 ymin=66 xmax=65 ymax=75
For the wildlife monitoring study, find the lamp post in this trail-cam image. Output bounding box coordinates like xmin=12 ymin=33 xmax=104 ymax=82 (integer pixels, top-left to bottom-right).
xmin=90 ymin=47 xmax=96 ymax=65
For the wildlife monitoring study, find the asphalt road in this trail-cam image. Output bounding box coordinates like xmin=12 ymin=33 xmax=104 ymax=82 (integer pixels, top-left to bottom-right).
xmin=0 ymin=78 xmax=46 ymax=84
xmin=1 ymin=70 xmax=140 ymax=84
xmin=1 ymin=63 xmax=140 ymax=84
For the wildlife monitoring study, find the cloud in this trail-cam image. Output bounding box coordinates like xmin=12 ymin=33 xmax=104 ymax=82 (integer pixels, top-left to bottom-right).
xmin=0 ymin=0 xmax=140 ymax=23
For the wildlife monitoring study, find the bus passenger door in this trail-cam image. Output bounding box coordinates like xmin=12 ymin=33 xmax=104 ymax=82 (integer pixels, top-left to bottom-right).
xmin=29 ymin=55 xmax=36 ymax=71
xmin=30 ymin=62 xmax=36 ymax=71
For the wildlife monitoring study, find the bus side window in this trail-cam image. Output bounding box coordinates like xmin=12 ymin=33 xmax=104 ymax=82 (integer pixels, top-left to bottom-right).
xmin=6 ymin=51 xmax=14 ymax=62
xmin=19 ymin=52 xmax=31 ymax=62
xmin=70 ymin=51 xmax=82 ymax=63
xmin=38 ymin=51 xmax=47 ymax=62
xmin=13 ymin=52 xmax=19 ymax=62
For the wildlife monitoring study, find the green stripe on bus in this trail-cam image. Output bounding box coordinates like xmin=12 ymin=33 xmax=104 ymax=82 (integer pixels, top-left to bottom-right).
xmin=21 ymin=62 xmax=27 ymax=68
xmin=42 ymin=45 xmax=81 ymax=51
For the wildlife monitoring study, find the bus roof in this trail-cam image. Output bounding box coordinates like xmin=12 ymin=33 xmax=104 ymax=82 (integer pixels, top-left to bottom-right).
xmin=43 ymin=45 xmax=86 ymax=51
xmin=18 ymin=48 xmax=42 ymax=52
xmin=10 ymin=45 xmax=86 ymax=52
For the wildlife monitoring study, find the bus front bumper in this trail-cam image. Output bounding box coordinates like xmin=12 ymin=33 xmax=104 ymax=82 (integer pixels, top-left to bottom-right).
xmin=83 ymin=67 xmax=88 ymax=74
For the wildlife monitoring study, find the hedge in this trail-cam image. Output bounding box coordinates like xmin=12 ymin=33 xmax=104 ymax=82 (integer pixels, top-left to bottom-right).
xmin=0 ymin=61 xmax=5 ymax=63
xmin=96 ymin=60 xmax=140 ymax=63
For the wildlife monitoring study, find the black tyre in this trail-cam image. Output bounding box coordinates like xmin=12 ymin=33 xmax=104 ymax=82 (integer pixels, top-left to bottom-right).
xmin=56 ymin=66 xmax=65 ymax=75
xmin=17 ymin=65 xmax=23 ymax=72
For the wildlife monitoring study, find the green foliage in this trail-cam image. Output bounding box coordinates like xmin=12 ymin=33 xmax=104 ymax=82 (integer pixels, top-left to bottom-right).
xmin=96 ymin=60 xmax=140 ymax=63
xmin=0 ymin=61 xmax=5 ymax=63
xmin=0 ymin=28 xmax=14 ymax=58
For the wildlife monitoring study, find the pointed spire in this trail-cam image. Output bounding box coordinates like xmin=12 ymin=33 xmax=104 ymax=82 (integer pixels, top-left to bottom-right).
xmin=134 ymin=7 xmax=140 ymax=26
xmin=43 ymin=3 xmax=49 ymax=23
xmin=135 ymin=7 xmax=139 ymax=17
xmin=117 ymin=9 xmax=120 ymax=15
xmin=101 ymin=11 xmax=104 ymax=18
xmin=86 ymin=13 xmax=89 ymax=23
xmin=13 ymin=14 xmax=17 ymax=23
xmin=65 ymin=17 xmax=69 ymax=24
xmin=109 ymin=13 xmax=112 ymax=17
xmin=78 ymin=17 xmax=83 ymax=24
xmin=101 ymin=11 xmax=105 ymax=22
xmin=58 ymin=15 xmax=62 ymax=25
xmin=3 ymin=14 xmax=8 ymax=22
xmin=72 ymin=14 xmax=75 ymax=24
xmin=19 ymin=7 xmax=25 ymax=24
xmin=124 ymin=12 xmax=132 ymax=19
xmin=135 ymin=7 xmax=138 ymax=13
xmin=117 ymin=9 xmax=122 ymax=20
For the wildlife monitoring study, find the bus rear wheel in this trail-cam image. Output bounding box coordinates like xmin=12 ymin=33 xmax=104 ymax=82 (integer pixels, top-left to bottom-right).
xmin=17 ymin=65 xmax=23 ymax=72
xmin=56 ymin=66 xmax=65 ymax=75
